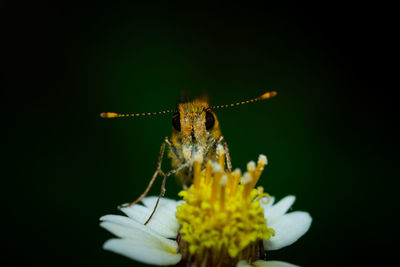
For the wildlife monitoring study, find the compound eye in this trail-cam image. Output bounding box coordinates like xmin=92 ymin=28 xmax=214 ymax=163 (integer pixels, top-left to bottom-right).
xmin=172 ymin=112 xmax=181 ymax=131
xmin=205 ymin=110 xmax=215 ymax=130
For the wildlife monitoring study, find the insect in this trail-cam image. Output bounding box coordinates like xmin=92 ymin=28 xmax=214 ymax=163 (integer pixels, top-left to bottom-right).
xmin=101 ymin=91 xmax=277 ymax=223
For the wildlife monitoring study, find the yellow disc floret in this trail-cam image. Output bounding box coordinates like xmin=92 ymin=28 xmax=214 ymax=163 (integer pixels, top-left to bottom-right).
xmin=176 ymin=146 xmax=274 ymax=266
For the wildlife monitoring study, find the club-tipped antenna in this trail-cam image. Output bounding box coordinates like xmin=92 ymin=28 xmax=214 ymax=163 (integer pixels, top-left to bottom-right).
xmin=209 ymin=91 xmax=277 ymax=110
xmin=100 ymin=108 xmax=177 ymax=118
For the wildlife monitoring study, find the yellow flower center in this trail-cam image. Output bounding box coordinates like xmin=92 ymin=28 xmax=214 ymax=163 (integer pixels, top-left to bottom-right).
xmin=176 ymin=146 xmax=274 ymax=266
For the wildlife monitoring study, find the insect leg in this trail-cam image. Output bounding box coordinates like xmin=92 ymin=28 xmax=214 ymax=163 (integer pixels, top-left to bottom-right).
xmin=144 ymin=162 xmax=190 ymax=225
xmin=119 ymin=137 xmax=168 ymax=208
xmin=165 ymin=136 xmax=188 ymax=188
xmin=219 ymin=136 xmax=232 ymax=171
xmin=201 ymin=136 xmax=218 ymax=169
xmin=165 ymin=136 xmax=183 ymax=163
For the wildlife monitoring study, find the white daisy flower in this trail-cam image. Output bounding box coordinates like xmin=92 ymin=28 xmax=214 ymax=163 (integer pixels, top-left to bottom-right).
xmin=100 ymin=153 xmax=312 ymax=266
xmin=100 ymin=197 xmax=183 ymax=265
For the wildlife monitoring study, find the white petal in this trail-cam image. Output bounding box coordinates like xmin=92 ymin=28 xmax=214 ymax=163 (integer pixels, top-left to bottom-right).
xmin=264 ymin=211 xmax=312 ymax=250
xmin=237 ymin=260 xmax=252 ymax=267
xmin=120 ymin=202 xmax=179 ymax=238
xmin=264 ymin=196 xmax=296 ymax=222
xmin=141 ymin=196 xmax=180 ymax=210
xmin=141 ymin=197 xmax=184 ymax=218
xmin=100 ymin=215 xmax=177 ymax=251
xmin=104 ymin=238 xmax=181 ymax=266
xmin=253 ymin=260 xmax=299 ymax=267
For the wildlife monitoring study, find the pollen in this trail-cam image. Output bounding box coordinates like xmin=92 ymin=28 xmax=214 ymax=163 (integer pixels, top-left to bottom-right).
xmin=176 ymin=151 xmax=274 ymax=265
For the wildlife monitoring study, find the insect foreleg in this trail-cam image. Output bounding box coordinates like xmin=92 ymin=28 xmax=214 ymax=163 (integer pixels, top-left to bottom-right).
xmin=144 ymin=161 xmax=190 ymax=225
xmin=201 ymin=135 xmax=232 ymax=172
xmin=165 ymin=136 xmax=183 ymax=163
xmin=218 ymin=136 xmax=232 ymax=171
xmin=201 ymin=136 xmax=219 ymax=169
xmin=119 ymin=137 xmax=169 ymax=208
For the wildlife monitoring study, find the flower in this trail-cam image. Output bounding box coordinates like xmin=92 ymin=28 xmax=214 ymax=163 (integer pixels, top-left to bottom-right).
xmin=100 ymin=197 xmax=183 ymax=265
xmin=175 ymin=153 xmax=274 ymax=265
xmin=100 ymin=149 xmax=312 ymax=266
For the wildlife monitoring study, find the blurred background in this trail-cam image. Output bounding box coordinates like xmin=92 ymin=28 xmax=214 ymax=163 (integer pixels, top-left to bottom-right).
xmin=4 ymin=2 xmax=397 ymax=267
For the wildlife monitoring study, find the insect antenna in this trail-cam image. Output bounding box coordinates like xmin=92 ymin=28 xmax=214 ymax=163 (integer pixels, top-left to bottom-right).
xmin=209 ymin=91 xmax=277 ymax=110
xmin=100 ymin=109 xmax=177 ymax=118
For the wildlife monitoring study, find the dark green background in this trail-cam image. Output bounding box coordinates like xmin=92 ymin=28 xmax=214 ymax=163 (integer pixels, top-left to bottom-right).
xmin=5 ymin=2 xmax=397 ymax=267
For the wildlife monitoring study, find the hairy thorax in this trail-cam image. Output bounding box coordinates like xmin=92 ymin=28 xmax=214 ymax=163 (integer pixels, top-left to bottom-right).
xmin=169 ymin=99 xmax=221 ymax=186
